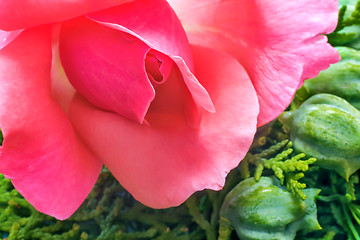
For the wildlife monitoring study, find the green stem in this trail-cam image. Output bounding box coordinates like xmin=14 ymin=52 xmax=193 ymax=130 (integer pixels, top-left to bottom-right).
xmin=316 ymin=194 xmax=342 ymax=202
xmin=217 ymin=217 xmax=232 ymax=240
xmin=342 ymin=200 xmax=360 ymax=240
xmin=186 ymin=196 xmax=216 ymax=240
xmin=349 ymin=204 xmax=360 ymax=226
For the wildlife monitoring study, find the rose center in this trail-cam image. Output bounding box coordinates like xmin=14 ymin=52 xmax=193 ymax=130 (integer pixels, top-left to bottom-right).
xmin=145 ymin=53 xmax=164 ymax=84
xmin=144 ymin=50 xmax=202 ymax=129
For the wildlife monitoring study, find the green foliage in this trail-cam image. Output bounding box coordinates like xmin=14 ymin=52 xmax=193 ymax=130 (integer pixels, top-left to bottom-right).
xmin=296 ymin=169 xmax=360 ymax=240
xmin=240 ymin=139 xmax=316 ymax=200
xmin=0 ymin=170 xmax=203 ymax=240
xmin=328 ymin=0 xmax=360 ymax=49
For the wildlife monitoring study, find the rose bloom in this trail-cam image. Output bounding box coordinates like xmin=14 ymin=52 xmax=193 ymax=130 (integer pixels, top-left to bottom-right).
xmin=0 ymin=0 xmax=339 ymax=220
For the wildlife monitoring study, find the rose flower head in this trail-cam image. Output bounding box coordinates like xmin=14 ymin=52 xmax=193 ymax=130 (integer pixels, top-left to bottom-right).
xmin=0 ymin=0 xmax=340 ymax=220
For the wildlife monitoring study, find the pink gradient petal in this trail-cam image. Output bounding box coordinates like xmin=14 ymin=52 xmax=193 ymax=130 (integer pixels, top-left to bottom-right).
xmin=51 ymin=31 xmax=77 ymax=113
xmin=293 ymin=35 xmax=340 ymax=87
xmin=60 ymin=0 xmax=214 ymax=124
xmin=0 ymin=27 xmax=102 ymax=220
xmin=88 ymin=0 xmax=214 ymax=113
xmin=143 ymin=50 xmax=197 ymax=128
xmin=88 ymin=0 xmax=193 ymax=69
xmin=0 ymin=29 xmax=23 ymax=50
xmin=60 ymin=18 xmax=155 ymax=123
xmin=90 ymin=18 xmax=215 ymax=117
xmin=68 ymin=46 xmax=259 ymax=208
xmin=0 ymin=0 xmax=133 ymax=31
xmin=168 ymin=0 xmax=340 ymax=126
xmin=172 ymin=56 xmax=215 ymax=114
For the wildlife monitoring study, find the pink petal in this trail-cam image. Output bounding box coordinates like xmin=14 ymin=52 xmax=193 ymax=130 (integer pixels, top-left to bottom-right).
xmin=0 ymin=27 xmax=102 ymax=220
xmin=144 ymin=50 xmax=203 ymax=128
xmin=0 ymin=0 xmax=133 ymax=31
xmin=60 ymin=18 xmax=155 ymax=123
xmin=51 ymin=28 xmax=77 ymax=113
xmin=168 ymin=0 xmax=340 ymax=126
xmin=293 ymin=35 xmax=340 ymax=87
xmin=68 ymin=46 xmax=259 ymax=208
xmin=88 ymin=0 xmax=215 ymax=113
xmin=60 ymin=0 xmax=214 ymax=125
xmin=0 ymin=29 xmax=23 ymax=50
xmin=88 ymin=0 xmax=194 ymax=69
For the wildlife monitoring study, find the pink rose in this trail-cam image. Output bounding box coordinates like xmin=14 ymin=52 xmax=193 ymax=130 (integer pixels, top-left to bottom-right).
xmin=0 ymin=0 xmax=340 ymax=220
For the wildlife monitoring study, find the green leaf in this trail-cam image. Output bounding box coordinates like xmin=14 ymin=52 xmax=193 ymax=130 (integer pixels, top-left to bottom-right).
xmin=241 ymin=140 xmax=316 ymax=199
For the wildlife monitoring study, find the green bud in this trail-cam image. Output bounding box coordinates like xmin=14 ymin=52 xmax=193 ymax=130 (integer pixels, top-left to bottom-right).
xmin=280 ymin=93 xmax=360 ymax=180
xmin=220 ymin=177 xmax=320 ymax=240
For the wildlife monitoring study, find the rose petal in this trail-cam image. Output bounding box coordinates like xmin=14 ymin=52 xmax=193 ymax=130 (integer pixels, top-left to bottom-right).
xmin=144 ymin=51 xmax=203 ymax=129
xmin=168 ymin=0 xmax=340 ymax=126
xmin=0 ymin=0 xmax=133 ymax=31
xmin=68 ymin=45 xmax=259 ymax=208
xmin=0 ymin=27 xmax=102 ymax=220
xmin=60 ymin=0 xmax=214 ymax=125
xmin=293 ymin=35 xmax=340 ymax=86
xmin=0 ymin=29 xmax=23 ymax=50
xmin=87 ymin=0 xmax=214 ymax=113
xmin=60 ymin=18 xmax=155 ymax=123
xmin=51 ymin=29 xmax=77 ymax=113
xmin=88 ymin=0 xmax=193 ymax=68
